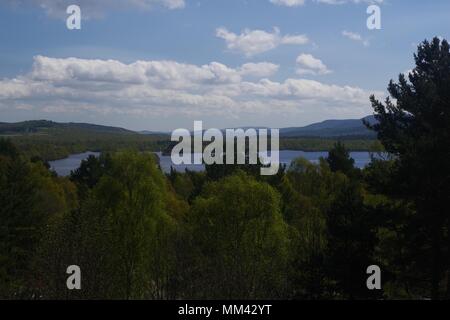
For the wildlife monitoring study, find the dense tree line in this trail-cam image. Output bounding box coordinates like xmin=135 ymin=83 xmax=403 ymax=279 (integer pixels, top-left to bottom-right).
xmin=8 ymin=129 xmax=169 ymax=162
xmin=0 ymin=38 xmax=449 ymax=299
xmin=0 ymin=140 xmax=384 ymax=299
xmin=5 ymin=124 xmax=377 ymax=163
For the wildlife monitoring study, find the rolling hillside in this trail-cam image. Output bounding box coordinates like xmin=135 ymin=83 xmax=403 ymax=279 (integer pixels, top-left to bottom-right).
xmin=0 ymin=117 xmax=379 ymax=161
xmin=0 ymin=120 xmax=170 ymax=161
xmin=0 ymin=120 xmax=135 ymax=135
xmin=280 ymin=116 xmax=377 ymax=138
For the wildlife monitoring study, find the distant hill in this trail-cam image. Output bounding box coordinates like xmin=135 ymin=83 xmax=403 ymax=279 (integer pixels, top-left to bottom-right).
xmin=175 ymin=116 xmax=377 ymax=139
xmin=0 ymin=120 xmax=135 ymax=135
xmin=280 ymin=116 xmax=377 ymax=138
xmin=0 ymin=120 xmax=170 ymax=161
xmin=140 ymin=130 xmax=170 ymax=136
xmin=0 ymin=118 xmax=379 ymax=160
xmin=0 ymin=116 xmax=378 ymax=140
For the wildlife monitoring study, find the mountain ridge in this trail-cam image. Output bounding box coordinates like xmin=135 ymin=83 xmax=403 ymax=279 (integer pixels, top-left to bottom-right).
xmin=0 ymin=120 xmax=135 ymax=135
xmin=279 ymin=115 xmax=376 ymax=138
xmin=1 ymin=116 xmax=377 ymax=139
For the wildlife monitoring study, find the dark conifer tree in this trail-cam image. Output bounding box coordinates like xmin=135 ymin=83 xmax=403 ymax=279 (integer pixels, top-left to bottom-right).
xmin=326 ymin=141 xmax=355 ymax=175
xmin=366 ymin=37 xmax=450 ymax=299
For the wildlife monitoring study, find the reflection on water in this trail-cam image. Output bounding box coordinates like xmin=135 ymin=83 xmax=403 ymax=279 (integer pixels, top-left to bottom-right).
xmin=50 ymin=150 xmax=379 ymax=177
xmin=156 ymin=151 xmax=377 ymax=173
xmin=49 ymin=151 xmax=100 ymax=176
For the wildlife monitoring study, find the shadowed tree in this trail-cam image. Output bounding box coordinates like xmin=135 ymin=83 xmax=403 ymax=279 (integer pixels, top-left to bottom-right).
xmin=0 ymin=139 xmax=76 ymax=298
xmin=366 ymin=37 xmax=450 ymax=299
xmin=326 ymin=141 xmax=355 ymax=176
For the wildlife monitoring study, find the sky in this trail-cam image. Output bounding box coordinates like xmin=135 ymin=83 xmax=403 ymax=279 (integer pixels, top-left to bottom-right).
xmin=0 ymin=0 xmax=449 ymax=131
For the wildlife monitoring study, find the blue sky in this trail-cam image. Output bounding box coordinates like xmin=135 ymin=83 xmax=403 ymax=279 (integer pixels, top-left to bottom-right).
xmin=0 ymin=0 xmax=449 ymax=131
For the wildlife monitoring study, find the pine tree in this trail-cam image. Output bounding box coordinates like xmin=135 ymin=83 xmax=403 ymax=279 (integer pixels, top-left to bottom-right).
xmin=366 ymin=37 xmax=450 ymax=299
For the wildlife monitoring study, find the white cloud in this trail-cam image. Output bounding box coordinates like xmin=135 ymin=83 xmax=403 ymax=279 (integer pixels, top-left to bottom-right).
xmin=216 ymin=27 xmax=309 ymax=57
xmin=239 ymin=63 xmax=280 ymax=78
xmin=271 ymin=0 xmax=383 ymax=6
xmin=317 ymin=0 xmax=383 ymax=4
xmin=296 ymin=54 xmax=332 ymax=75
xmin=281 ymin=34 xmax=310 ymax=45
xmin=0 ymin=56 xmax=381 ymax=123
xmin=342 ymin=30 xmax=370 ymax=47
xmin=270 ymin=0 xmax=306 ymax=7
xmin=6 ymin=0 xmax=185 ymax=19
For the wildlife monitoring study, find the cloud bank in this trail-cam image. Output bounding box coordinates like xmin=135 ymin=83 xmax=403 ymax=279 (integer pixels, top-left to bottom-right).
xmin=0 ymin=56 xmax=380 ymax=128
xmin=270 ymin=0 xmax=383 ymax=7
xmin=296 ymin=54 xmax=332 ymax=75
xmin=216 ymin=27 xmax=309 ymax=57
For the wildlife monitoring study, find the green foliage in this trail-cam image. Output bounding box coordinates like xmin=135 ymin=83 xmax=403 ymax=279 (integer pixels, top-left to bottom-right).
xmin=35 ymin=151 xmax=184 ymax=299
xmin=280 ymin=163 xmax=329 ymax=299
xmin=0 ymin=139 xmax=75 ymax=298
xmin=282 ymin=158 xmax=343 ymax=298
xmin=186 ymin=172 xmax=290 ymax=299
xmin=2 ymin=122 xmax=170 ymax=161
xmin=325 ymin=181 xmax=380 ymax=299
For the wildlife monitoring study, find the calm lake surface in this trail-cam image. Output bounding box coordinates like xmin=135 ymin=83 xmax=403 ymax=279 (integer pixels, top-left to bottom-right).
xmin=49 ymin=151 xmax=100 ymax=176
xmin=50 ymin=150 xmax=375 ymax=177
